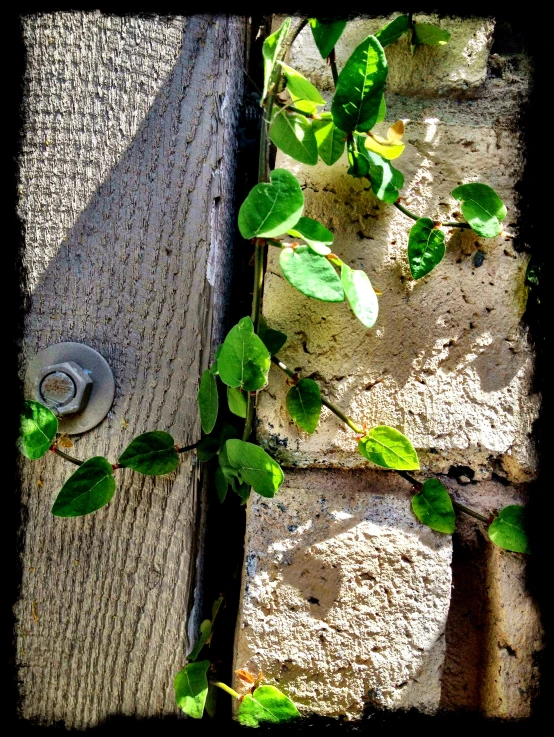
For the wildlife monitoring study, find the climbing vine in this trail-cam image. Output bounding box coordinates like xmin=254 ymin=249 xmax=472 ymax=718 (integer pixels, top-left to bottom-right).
xmin=17 ymin=14 xmax=532 ymax=725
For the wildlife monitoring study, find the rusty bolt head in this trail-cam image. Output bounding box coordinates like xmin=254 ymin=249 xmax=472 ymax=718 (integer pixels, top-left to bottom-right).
xmin=37 ymin=361 xmax=93 ymax=416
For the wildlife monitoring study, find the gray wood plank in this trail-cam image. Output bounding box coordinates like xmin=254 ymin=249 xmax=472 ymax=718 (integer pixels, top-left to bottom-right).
xmin=16 ymin=12 xmax=245 ymax=727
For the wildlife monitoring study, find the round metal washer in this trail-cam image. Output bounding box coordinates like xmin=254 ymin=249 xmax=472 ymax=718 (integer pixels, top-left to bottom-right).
xmin=25 ymin=342 xmax=115 ymax=435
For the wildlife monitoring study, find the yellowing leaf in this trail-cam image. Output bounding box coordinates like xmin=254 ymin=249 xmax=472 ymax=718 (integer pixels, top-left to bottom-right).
xmin=363 ymin=120 xmax=406 ymax=161
xmin=387 ymin=119 xmax=405 ymax=142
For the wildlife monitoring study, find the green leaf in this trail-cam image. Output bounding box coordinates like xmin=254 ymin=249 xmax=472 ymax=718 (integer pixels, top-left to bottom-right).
xmin=288 ymin=215 xmax=334 ymax=255
xmin=270 ymin=110 xmax=318 ymax=166
xmin=347 ymin=140 xmax=370 ymax=178
xmin=262 ymin=17 xmax=291 ymax=103
xmin=413 ymin=23 xmax=451 ymax=46
xmin=258 ymin=316 xmax=287 ymax=356
xmin=118 ymin=431 xmax=179 ymax=475
xmin=197 ymin=424 xmax=238 ymax=462
xmin=205 ymin=682 xmax=217 ymax=718
xmin=214 ymin=465 xmax=228 ymax=503
xmin=218 ymin=442 xmax=241 ymax=488
xmin=236 ymin=481 xmax=252 ymax=504
xmin=227 ymin=386 xmax=247 ymax=418
xmin=313 ymin=115 xmax=346 ymax=167
xmin=309 ymin=18 xmax=347 ymax=59
xmin=365 ymin=144 xmax=404 ymax=202
xmin=238 ymin=169 xmax=304 ymax=240
xmin=280 ymin=246 xmax=344 ymax=302
xmin=451 ymin=183 xmax=507 ymax=238
xmin=286 ymin=378 xmax=321 ymax=434
xmin=198 ymin=370 xmax=219 ymax=434
xmin=238 ymin=685 xmax=300 ymax=727
xmin=408 ymin=218 xmax=446 ymax=279
xmin=187 ymin=619 xmax=212 ymax=662
xmin=412 ymin=479 xmax=455 ymax=534
xmin=279 ymin=61 xmax=325 ymax=105
xmin=209 ymin=345 xmax=222 ymax=375
xmin=332 ymin=35 xmax=388 ymax=133
xmin=376 ymin=95 xmax=386 ymax=123
xmin=218 ymin=316 xmax=271 ymax=392
xmin=375 ymin=15 xmax=411 ymax=47
xmin=358 ymin=426 xmax=420 ymax=470
xmin=488 ymin=505 xmax=530 ymax=554
xmin=18 ymin=400 xmax=58 ymax=460
xmin=341 ymin=263 xmax=379 ymax=328
xmin=225 ymin=439 xmax=284 ymax=497
xmin=174 ymin=660 xmax=210 ymax=719
xmin=51 ymin=456 xmax=116 ymax=517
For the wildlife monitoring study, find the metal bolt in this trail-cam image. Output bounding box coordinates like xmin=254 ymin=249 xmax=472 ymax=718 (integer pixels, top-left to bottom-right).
xmin=36 ymin=361 xmax=93 ymax=417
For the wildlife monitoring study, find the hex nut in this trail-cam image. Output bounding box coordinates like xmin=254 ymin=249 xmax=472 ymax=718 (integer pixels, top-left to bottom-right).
xmin=37 ymin=361 xmax=93 ymax=416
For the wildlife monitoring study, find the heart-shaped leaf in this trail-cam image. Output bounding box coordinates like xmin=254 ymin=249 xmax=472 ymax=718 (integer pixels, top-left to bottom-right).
xmin=451 ymin=183 xmax=506 ymax=238
xmin=174 ymin=660 xmax=210 ymax=719
xmin=341 ymin=263 xmax=379 ymax=328
xmin=227 ymin=386 xmax=247 ymax=418
xmin=412 ymin=478 xmax=455 ymax=533
xmin=413 ymin=23 xmax=451 ymax=46
xmin=198 ymin=370 xmax=219 ymax=434
xmin=358 ymin=426 xmax=419 ymax=470
xmin=51 ymin=456 xmax=116 ymax=517
xmin=225 ymin=439 xmax=284 ymax=497
xmin=313 ymin=114 xmax=346 ymax=167
xmin=237 ymin=685 xmax=300 ymax=727
xmin=280 ymin=246 xmax=344 ymax=302
xmin=258 ymin=316 xmax=287 ymax=356
xmin=332 ymin=35 xmax=388 ymax=133
xmin=408 ymin=218 xmax=446 ymax=279
xmin=18 ymin=400 xmax=58 ymax=460
xmin=262 ymin=17 xmax=291 ymax=103
xmin=309 ymin=18 xmax=347 ymax=59
xmin=279 ymin=61 xmax=325 ymax=105
xmin=118 ymin=431 xmax=179 ymax=475
xmin=488 ymin=505 xmax=530 ymax=554
xmin=218 ymin=316 xmax=271 ymax=392
xmin=286 ymin=378 xmax=322 ymax=434
xmin=270 ymin=110 xmax=318 ymax=165
xmin=238 ymin=169 xmax=304 ymax=240
xmin=375 ymin=15 xmax=411 ymax=47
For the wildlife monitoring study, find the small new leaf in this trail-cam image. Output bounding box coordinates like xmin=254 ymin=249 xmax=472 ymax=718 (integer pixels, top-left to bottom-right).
xmin=238 ymin=685 xmax=300 ymax=728
xmin=225 ymin=439 xmax=284 ymax=497
xmin=332 ymin=35 xmax=388 ymax=133
xmin=412 ymin=479 xmax=456 ymax=534
xmin=227 ymin=386 xmax=247 ymax=419
xmin=238 ymin=169 xmax=304 ymax=240
xmin=286 ymin=378 xmax=322 ymax=434
xmin=198 ymin=370 xmax=218 ymax=434
xmin=262 ymin=17 xmax=291 ymax=103
xmin=278 ymin=61 xmax=325 ymax=105
xmin=51 ymin=456 xmax=116 ymax=517
xmin=408 ymin=218 xmax=446 ymax=279
xmin=413 ymin=23 xmax=451 ymax=47
xmin=341 ymin=263 xmax=379 ymax=328
xmin=174 ymin=660 xmax=210 ymax=719
xmin=18 ymin=400 xmax=58 ymax=460
xmin=118 ymin=431 xmax=179 ymax=475
xmin=270 ymin=110 xmax=318 ymax=166
xmin=358 ymin=426 xmax=419 ymax=470
xmin=451 ymin=183 xmax=506 ymax=238
xmin=488 ymin=505 xmax=530 ymax=554
xmin=218 ymin=316 xmax=271 ymax=392
xmin=187 ymin=619 xmax=212 ymax=662
xmin=280 ymin=246 xmax=344 ymax=302
xmin=309 ymin=18 xmax=347 ymax=59
xmin=313 ymin=115 xmax=346 ymax=167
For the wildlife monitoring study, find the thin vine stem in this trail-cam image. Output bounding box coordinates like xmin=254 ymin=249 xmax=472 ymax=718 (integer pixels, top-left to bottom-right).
xmin=211 ymin=681 xmax=240 ymax=699
xmin=328 ymin=48 xmax=339 ymax=87
xmin=394 ymin=200 xmax=471 ymax=229
xmin=177 ymin=441 xmax=200 ymax=453
xmin=50 ymin=446 xmax=83 ymax=466
xmin=271 ymin=355 xmax=489 ymax=524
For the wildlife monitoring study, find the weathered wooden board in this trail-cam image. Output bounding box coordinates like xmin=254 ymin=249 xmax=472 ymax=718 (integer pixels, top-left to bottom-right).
xmin=16 ymin=13 xmax=245 ymax=727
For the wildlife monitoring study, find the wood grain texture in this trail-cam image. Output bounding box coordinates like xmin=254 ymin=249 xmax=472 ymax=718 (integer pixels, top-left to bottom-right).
xmin=16 ymin=12 xmax=245 ymax=727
